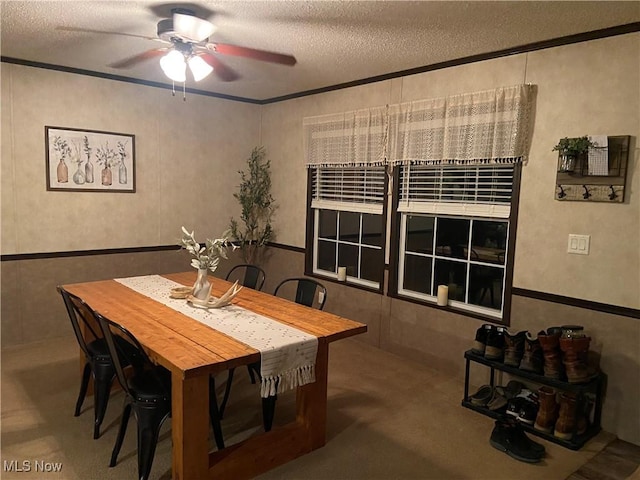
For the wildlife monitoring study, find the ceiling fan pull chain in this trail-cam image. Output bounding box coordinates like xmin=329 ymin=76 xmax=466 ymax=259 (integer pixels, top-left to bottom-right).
xmin=183 ymin=82 xmax=186 ymax=101
xmin=171 ymin=80 xmax=176 ymax=97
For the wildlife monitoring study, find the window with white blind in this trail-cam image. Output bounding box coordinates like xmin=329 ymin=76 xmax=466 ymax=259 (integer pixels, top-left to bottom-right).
xmin=394 ymin=164 xmax=518 ymax=319
xmin=309 ymin=166 xmax=386 ymax=288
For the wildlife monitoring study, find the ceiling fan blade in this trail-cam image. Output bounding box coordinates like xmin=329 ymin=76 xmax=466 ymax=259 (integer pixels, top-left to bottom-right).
xmin=212 ymin=43 xmax=297 ymax=66
xmin=173 ymin=12 xmax=216 ymax=42
xmin=109 ymin=48 xmax=169 ymax=69
xmin=56 ymin=26 xmax=161 ymax=42
xmin=199 ymin=53 xmax=240 ymax=82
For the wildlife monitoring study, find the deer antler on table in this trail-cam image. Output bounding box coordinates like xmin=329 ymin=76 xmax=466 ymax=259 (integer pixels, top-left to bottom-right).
xmin=187 ymin=281 xmax=243 ymax=309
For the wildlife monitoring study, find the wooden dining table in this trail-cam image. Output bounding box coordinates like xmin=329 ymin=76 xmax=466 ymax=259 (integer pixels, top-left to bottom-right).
xmin=63 ymin=271 xmax=367 ymax=480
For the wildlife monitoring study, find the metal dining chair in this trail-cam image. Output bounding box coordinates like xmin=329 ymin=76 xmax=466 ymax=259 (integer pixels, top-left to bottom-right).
xmin=57 ymin=286 xmax=139 ymax=439
xmin=224 ymin=277 xmax=327 ymax=432
xmin=218 ymin=264 xmax=267 ymax=418
xmin=225 ymin=264 xmax=266 ymax=291
xmin=95 ymin=312 xmax=225 ymax=480
xmin=273 ymin=277 xmax=327 ymax=310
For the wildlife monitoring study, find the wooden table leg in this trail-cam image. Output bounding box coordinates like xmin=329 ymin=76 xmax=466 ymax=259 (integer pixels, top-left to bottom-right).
xmin=171 ymin=372 xmax=210 ymax=480
xmin=297 ymin=341 xmax=329 ymax=449
xmin=207 ymin=342 xmax=330 ymax=479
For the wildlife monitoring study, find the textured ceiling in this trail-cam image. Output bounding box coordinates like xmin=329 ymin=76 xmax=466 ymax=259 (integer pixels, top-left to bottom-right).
xmin=1 ymin=1 xmax=639 ymax=101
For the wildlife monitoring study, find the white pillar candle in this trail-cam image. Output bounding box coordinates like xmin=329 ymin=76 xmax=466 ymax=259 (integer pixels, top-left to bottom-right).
xmin=437 ymin=285 xmax=449 ymax=306
xmin=337 ymin=266 xmax=347 ymax=282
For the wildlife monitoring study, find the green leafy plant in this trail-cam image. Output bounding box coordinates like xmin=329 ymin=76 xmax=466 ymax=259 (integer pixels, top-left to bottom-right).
xmin=180 ymin=226 xmax=235 ymax=273
xmin=552 ymin=136 xmax=595 ymax=155
xmin=229 ymin=147 xmax=275 ymax=264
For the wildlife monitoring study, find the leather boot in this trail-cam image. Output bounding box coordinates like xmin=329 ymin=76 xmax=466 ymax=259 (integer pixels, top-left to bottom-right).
xmin=485 ymin=326 xmax=507 ymax=362
xmin=554 ymin=392 xmax=587 ymax=439
xmin=504 ymin=331 xmax=527 ymax=367
xmin=538 ymin=328 xmax=564 ymax=379
xmin=534 ymin=386 xmax=559 ymax=433
xmin=472 ymin=324 xmax=495 ymax=355
xmin=559 ymin=336 xmax=591 ymax=383
xmin=519 ymin=333 xmax=543 ymax=374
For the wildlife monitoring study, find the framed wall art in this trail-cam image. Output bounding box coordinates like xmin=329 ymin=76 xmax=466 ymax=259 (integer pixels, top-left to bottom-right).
xmin=45 ymin=126 xmax=136 ymax=192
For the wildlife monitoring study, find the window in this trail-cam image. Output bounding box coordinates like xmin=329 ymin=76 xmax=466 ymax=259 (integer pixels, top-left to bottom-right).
xmin=308 ymin=166 xmax=386 ymax=288
xmin=394 ymin=164 xmax=518 ymax=320
xmin=304 ymin=86 xmax=534 ymax=321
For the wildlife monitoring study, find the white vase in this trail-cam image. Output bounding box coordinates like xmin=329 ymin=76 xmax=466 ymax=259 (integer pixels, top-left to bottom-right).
xmin=192 ymin=269 xmax=212 ymax=301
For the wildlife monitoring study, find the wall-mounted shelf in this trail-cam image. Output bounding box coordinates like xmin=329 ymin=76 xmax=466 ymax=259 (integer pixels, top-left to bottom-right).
xmin=555 ymin=135 xmax=631 ymax=203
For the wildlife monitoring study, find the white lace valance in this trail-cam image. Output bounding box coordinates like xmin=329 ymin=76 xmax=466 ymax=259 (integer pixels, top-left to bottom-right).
xmin=303 ymin=106 xmax=388 ymax=167
xmin=388 ymin=84 xmax=535 ymax=166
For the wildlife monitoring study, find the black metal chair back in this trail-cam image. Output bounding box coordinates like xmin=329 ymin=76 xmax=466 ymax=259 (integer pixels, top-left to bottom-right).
xmin=58 ymin=286 xmax=121 ymax=439
xmin=97 ymin=315 xmax=162 ymax=400
xmin=274 ymin=277 xmax=327 ymax=310
xmin=95 ymin=313 xmax=171 ymax=480
xmin=225 ymin=264 xmax=266 ymax=291
xmin=58 ymin=286 xmax=101 ymax=360
xmin=95 ymin=313 xmax=225 ymax=480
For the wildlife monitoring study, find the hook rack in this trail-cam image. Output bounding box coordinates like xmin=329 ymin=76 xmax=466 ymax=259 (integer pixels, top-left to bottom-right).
xmin=554 ymin=135 xmax=630 ymax=203
xmin=557 ymin=185 xmax=567 ymax=199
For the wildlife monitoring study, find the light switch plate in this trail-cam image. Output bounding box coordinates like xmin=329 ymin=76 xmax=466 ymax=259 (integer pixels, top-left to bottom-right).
xmin=568 ymin=234 xmax=590 ymax=255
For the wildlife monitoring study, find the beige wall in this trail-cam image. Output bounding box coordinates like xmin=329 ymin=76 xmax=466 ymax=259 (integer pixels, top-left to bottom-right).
xmin=2 ymin=33 xmax=639 ymax=444
xmin=1 ymin=64 xmax=260 ymax=253
xmin=262 ymin=33 xmax=639 ymax=309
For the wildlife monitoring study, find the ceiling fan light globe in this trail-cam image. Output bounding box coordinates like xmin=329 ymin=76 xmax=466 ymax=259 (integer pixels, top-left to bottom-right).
xmin=188 ymin=56 xmax=214 ymax=82
xmin=173 ymin=12 xmax=216 ymax=42
xmin=160 ymin=50 xmax=186 ymax=82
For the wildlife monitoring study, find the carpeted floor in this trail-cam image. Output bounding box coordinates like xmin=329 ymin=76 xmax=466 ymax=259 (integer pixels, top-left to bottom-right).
xmin=0 ymin=335 xmax=625 ymax=480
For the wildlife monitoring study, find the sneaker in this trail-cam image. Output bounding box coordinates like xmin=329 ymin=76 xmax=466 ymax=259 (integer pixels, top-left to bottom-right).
xmin=490 ymin=417 xmax=545 ymax=463
xmin=517 ymin=399 xmax=539 ymax=425
xmin=506 ymin=397 xmax=526 ymax=419
xmin=472 ymin=324 xmax=495 ymax=355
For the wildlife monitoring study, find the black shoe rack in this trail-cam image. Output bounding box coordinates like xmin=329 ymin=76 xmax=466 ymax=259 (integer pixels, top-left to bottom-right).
xmin=461 ymin=350 xmax=605 ymax=450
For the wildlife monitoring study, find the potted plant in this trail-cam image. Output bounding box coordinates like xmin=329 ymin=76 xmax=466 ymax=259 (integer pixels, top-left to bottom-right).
xmin=553 ymin=136 xmax=595 ymax=173
xmin=229 ymin=147 xmax=275 ymax=264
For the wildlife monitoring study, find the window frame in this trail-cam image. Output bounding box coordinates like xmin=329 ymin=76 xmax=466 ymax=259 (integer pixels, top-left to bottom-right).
xmin=305 ymin=167 xmax=388 ymax=293
xmin=388 ymin=163 xmax=521 ymax=325
xmin=305 ymin=163 xmax=521 ymax=325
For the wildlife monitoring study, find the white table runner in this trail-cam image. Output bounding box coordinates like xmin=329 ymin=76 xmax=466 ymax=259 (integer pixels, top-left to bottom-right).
xmin=115 ymin=275 xmax=317 ymax=397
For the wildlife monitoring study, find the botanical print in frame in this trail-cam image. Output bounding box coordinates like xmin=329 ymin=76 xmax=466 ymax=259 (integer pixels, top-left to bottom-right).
xmin=45 ymin=126 xmax=135 ymax=192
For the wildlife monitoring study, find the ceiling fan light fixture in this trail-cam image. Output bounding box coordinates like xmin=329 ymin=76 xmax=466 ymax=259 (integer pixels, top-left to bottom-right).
xmin=173 ymin=12 xmax=216 ymax=42
xmin=160 ymin=50 xmax=186 ymax=82
xmin=188 ymin=56 xmax=214 ymax=82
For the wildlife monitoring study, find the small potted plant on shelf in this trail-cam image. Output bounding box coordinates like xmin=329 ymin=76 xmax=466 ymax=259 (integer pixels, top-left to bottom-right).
xmin=553 ymin=136 xmax=595 ymax=173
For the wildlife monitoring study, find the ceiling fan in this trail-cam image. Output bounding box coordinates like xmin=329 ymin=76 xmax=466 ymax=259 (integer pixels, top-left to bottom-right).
xmin=108 ymin=7 xmax=297 ymax=83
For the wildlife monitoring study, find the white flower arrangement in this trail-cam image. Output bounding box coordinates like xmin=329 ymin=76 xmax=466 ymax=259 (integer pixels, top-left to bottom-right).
xmin=180 ymin=226 xmax=236 ymax=273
